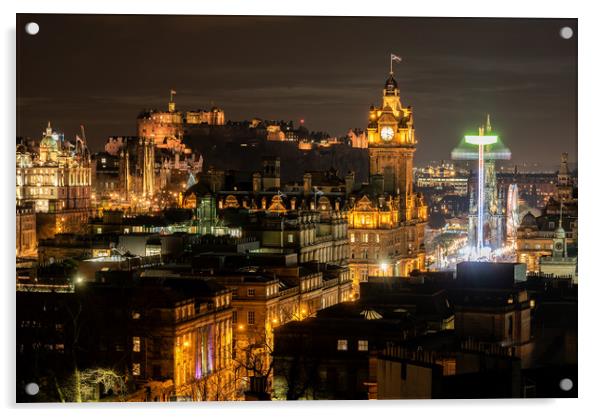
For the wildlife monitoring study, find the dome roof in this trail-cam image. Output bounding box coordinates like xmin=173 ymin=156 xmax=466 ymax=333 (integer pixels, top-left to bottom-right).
xmin=40 ymin=134 xmax=58 ymax=150
xmin=384 ymin=74 xmax=398 ymax=91
xmin=40 ymin=122 xmax=58 ymax=150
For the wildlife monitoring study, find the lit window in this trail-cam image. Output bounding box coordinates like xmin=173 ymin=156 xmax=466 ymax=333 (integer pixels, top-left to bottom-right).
xmin=247 ymin=288 xmax=255 ymax=297
xmin=337 ymin=339 xmax=348 ymax=351
xmin=247 ymin=311 xmax=255 ymax=325
xmin=132 ymin=363 xmax=141 ymax=376
xmin=358 ymin=340 xmax=369 ymax=351
xmin=288 ymin=234 xmax=294 ymax=243
xmin=350 ymin=233 xmax=355 ymax=243
xmin=133 ymin=337 xmax=141 ymax=352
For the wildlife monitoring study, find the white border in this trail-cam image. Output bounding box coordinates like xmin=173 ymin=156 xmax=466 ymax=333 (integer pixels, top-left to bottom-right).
xmin=3 ymin=1 xmax=600 ymax=416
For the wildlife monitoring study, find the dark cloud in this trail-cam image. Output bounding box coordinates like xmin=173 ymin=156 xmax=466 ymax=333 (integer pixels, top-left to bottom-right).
xmin=16 ymin=14 xmax=577 ymax=167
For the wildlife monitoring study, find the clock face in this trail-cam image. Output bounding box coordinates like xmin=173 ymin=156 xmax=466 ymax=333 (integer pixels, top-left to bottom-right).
xmin=555 ymin=242 xmax=563 ymax=251
xmin=380 ymin=126 xmax=395 ymax=141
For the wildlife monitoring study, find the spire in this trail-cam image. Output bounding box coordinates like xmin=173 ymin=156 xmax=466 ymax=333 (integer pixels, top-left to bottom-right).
xmin=559 ymin=152 xmax=569 ymax=175
xmin=486 ymin=114 xmax=492 ymax=133
xmin=45 ymin=121 xmax=52 ymax=136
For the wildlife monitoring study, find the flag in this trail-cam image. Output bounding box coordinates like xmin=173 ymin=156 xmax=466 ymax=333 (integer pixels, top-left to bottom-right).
xmin=391 ymin=54 xmax=402 ymax=62
xmin=171 ymin=89 xmax=177 ymax=95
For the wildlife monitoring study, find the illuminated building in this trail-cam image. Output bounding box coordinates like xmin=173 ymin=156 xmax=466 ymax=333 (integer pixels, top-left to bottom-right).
xmin=496 ymin=170 xmax=558 ymax=209
xmin=17 ymin=275 xmax=236 ymax=402
xmin=99 ymin=133 xmax=201 ymax=209
xmin=215 ymin=262 xmax=352 ymax=397
xmin=137 ymin=91 xmax=224 ymax=151
xmin=16 ymin=203 xmax=36 ymax=258
xmin=347 ymin=65 xmax=428 ymax=290
xmin=298 ymin=140 xmax=313 ymax=151
xmin=347 ymin=128 xmax=368 ymax=148
xmin=267 ymin=125 xmax=286 ymax=141
xmin=16 ymin=122 xmax=92 ymax=239
xmin=516 ymin=154 xmax=578 ymax=273
xmin=91 ymin=152 xmax=121 ymax=202
xmin=415 ymin=162 xmax=469 ymax=196
xmin=137 ymin=91 xmax=185 ymax=149
xmin=37 ymin=233 xmax=117 ymax=265
xmin=184 ymin=161 xmax=350 ymax=266
xmin=185 ymin=107 xmax=225 ymax=126
xmin=556 ymin=152 xmax=575 ymax=203
xmin=539 ymin=204 xmax=578 ymax=282
xmin=452 ymin=115 xmax=511 ymax=254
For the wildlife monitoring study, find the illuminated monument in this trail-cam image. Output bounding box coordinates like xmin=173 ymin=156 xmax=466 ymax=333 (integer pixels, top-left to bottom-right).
xmin=347 ymin=55 xmax=427 ymax=291
xmin=452 ymin=115 xmax=511 ymax=258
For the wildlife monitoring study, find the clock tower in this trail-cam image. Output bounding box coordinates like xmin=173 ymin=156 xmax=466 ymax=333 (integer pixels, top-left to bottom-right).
xmin=552 ymin=203 xmax=567 ymax=258
xmin=366 ymin=72 xmax=416 ymax=202
xmin=347 ymin=65 xmax=428 ymax=294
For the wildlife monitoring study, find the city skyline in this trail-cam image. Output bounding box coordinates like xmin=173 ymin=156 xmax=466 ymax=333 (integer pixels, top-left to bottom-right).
xmin=15 ymin=14 xmax=578 ymax=402
xmin=17 ymin=14 xmax=577 ymax=166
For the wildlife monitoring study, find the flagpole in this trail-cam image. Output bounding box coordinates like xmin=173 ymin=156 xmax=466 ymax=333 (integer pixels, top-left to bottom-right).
xmin=390 ymin=54 xmax=393 ymax=75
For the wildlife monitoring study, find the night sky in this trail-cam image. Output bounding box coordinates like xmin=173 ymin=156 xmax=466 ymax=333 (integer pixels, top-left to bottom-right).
xmin=16 ymin=14 xmax=577 ymax=167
